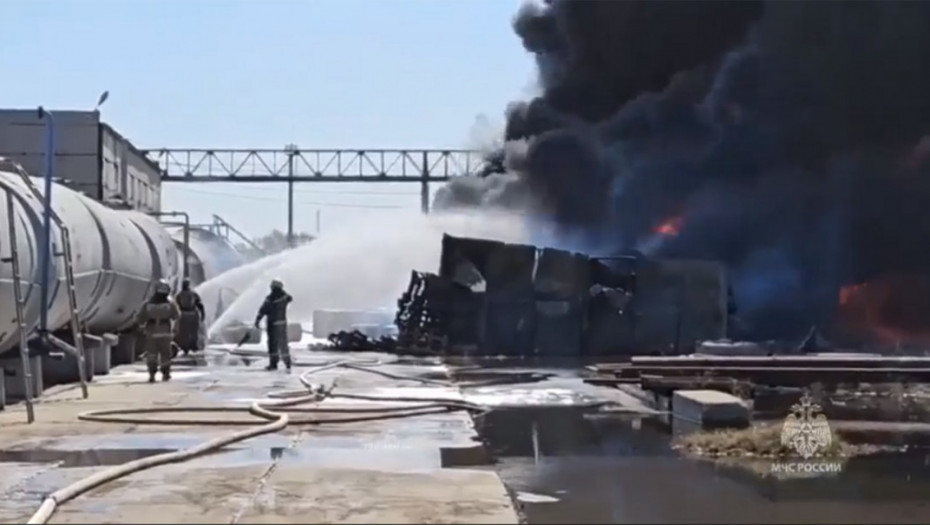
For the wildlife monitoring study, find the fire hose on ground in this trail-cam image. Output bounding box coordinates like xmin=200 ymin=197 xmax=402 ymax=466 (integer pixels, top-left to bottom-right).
xmin=26 ymin=353 xmax=550 ymax=524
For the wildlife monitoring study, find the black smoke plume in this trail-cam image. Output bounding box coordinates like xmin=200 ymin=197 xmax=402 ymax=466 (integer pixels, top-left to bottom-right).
xmin=435 ymin=0 xmax=930 ymax=340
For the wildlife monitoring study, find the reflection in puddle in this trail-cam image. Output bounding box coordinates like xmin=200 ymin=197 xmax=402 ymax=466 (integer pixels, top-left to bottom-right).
xmin=708 ymin=453 xmax=930 ymax=502
xmin=94 ymin=369 xmax=209 ymax=384
xmin=516 ymin=491 xmax=560 ymax=503
xmin=464 ymin=387 xmax=602 ymax=408
xmin=0 ymin=448 xmax=176 ymax=468
xmin=475 ymin=405 xmax=930 ymax=524
xmin=197 ymin=444 xmax=491 ymax=470
xmin=0 ymin=443 xmax=492 ymax=472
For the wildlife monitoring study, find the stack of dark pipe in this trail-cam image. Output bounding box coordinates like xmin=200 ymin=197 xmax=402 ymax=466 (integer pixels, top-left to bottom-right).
xmin=394 ymin=271 xmax=447 ymax=354
xmin=586 ymin=354 xmax=930 ymax=396
xmin=326 ymin=330 xmax=397 ymax=353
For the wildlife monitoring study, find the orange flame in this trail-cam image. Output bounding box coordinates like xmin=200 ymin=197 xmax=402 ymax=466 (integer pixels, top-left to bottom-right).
xmin=837 ymin=276 xmax=930 ymax=346
xmin=838 ymin=283 xmax=866 ymax=306
xmin=654 ymin=216 xmax=683 ymax=236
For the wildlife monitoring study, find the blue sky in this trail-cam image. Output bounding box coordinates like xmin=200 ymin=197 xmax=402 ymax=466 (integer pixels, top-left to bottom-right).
xmin=5 ymin=0 xmax=536 ymax=237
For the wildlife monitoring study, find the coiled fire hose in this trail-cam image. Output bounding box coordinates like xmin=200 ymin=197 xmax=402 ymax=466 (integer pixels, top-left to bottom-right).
xmin=25 ymin=354 xmax=522 ymax=525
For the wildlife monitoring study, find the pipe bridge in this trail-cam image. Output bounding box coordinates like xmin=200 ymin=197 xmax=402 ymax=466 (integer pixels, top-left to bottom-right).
xmin=143 ymin=148 xmax=484 ymax=213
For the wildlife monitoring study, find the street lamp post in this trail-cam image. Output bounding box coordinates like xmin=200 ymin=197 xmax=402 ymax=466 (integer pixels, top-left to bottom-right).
xmin=95 ymin=91 xmax=109 ymax=111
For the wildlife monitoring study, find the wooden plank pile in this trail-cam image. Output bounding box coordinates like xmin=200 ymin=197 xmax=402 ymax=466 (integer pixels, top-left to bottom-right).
xmin=585 ymin=354 xmax=930 ymax=396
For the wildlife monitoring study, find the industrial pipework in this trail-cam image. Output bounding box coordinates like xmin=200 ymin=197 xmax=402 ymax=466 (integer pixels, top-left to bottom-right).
xmin=163 ymin=222 xmax=248 ymax=287
xmin=150 ymin=211 xmax=190 ymax=281
xmin=36 ymin=107 xmax=55 ymax=335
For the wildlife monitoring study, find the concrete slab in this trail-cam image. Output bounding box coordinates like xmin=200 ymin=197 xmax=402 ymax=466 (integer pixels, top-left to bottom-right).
xmin=286 ymin=322 xmax=302 ymax=342
xmin=83 ymin=334 xmax=113 ymax=376
xmin=41 ymin=350 xmax=94 ymax=387
xmin=697 ymin=340 xmax=767 ymax=356
xmin=236 ymin=465 xmax=516 ymax=524
xmin=84 ymin=350 xmax=94 ymax=382
xmin=40 ymin=465 xmax=270 ymax=524
xmin=95 ymin=345 xmax=111 ymax=376
xmin=672 ymin=389 xmax=750 ymax=434
xmin=112 ymin=333 xmax=136 ymax=366
xmin=0 ymin=346 xmax=519 ymax=524
xmin=350 ymin=323 xmax=395 ymax=340
xmin=0 ymin=355 xmax=43 ymax=400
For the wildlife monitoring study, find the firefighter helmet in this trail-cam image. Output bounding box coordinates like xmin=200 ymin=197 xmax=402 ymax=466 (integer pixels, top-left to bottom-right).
xmin=154 ymin=280 xmax=171 ymax=295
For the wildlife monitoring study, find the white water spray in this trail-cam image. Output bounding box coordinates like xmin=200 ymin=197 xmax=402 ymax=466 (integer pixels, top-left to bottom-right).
xmin=196 ymin=249 xmax=295 ymax=326
xmin=203 ymin=209 xmax=531 ymax=337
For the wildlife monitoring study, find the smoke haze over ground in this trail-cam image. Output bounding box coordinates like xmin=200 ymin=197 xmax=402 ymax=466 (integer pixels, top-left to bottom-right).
xmin=437 ymin=0 xmax=930 ymax=341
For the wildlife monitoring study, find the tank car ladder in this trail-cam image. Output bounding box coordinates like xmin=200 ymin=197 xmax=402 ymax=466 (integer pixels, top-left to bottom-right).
xmin=6 ymin=162 xmax=88 ymax=401
xmin=2 ymin=191 xmax=36 ymax=423
xmin=56 ymin=227 xmax=89 ymax=400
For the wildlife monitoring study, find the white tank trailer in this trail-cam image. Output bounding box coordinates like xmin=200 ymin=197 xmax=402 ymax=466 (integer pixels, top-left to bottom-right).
xmin=164 ymin=225 xmax=246 ymax=287
xmin=0 ymin=167 xmax=243 ymax=407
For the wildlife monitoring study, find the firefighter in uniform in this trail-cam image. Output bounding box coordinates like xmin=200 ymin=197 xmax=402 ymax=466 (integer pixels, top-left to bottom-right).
xmin=137 ymin=280 xmax=181 ymax=383
xmin=174 ymin=278 xmax=205 ymax=355
xmin=254 ymin=279 xmax=293 ymax=371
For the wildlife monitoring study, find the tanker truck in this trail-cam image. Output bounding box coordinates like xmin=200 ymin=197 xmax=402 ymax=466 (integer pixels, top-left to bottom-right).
xmin=0 ymin=160 xmax=244 ymax=404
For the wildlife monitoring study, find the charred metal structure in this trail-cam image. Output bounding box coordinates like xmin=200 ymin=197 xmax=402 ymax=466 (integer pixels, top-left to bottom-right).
xmin=387 ymin=234 xmax=729 ymax=357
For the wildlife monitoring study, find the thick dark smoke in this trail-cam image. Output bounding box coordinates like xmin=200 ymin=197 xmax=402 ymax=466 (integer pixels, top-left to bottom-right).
xmin=435 ymin=0 xmax=930 ymax=340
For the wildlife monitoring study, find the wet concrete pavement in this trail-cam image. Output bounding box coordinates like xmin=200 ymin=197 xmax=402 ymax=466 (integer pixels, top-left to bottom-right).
xmin=5 ymin=348 xmax=930 ymax=524
xmin=0 ymin=344 xmax=518 ymax=524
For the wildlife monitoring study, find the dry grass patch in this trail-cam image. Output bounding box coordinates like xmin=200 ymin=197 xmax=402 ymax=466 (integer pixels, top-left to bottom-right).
xmin=672 ymin=422 xmax=866 ymax=459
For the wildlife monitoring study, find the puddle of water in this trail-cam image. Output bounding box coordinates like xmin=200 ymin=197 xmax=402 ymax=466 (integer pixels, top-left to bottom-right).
xmin=0 ymin=448 xmax=176 ymax=468
xmin=200 ymin=445 xmax=446 ymax=472
xmin=476 ymin=404 xmax=930 ymax=524
xmin=706 ymin=453 xmax=930 ymax=502
xmin=363 ymin=386 xmax=463 ymax=401
xmin=450 ymin=366 xmax=611 ymax=408
xmin=18 ymin=433 xmax=295 ymax=452
xmin=516 ymin=491 xmax=560 ymax=503
xmin=1 ymin=440 xmax=489 ymax=474
xmin=191 ymin=442 xmax=491 ymax=471
xmin=464 ymin=387 xmax=600 ymax=408
xmin=95 ymin=369 xmax=209 ymax=384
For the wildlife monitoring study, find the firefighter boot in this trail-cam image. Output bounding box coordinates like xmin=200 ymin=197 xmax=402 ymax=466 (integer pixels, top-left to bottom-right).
xmin=161 ymin=366 xmax=171 ymax=382
xmin=147 ymin=364 xmax=157 ymax=383
xmin=265 ymin=356 xmax=278 ymax=371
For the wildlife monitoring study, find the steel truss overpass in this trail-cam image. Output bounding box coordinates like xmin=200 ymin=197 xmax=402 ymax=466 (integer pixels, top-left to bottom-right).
xmin=142 ymin=148 xmax=485 ymax=240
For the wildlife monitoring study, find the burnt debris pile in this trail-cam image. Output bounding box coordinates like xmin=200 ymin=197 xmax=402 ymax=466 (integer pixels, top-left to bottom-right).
xmin=327 ymin=330 xmax=398 ymax=353
xmin=436 ymin=1 xmax=930 ymax=347
xmin=328 ymin=234 xmax=730 ymax=358
xmin=394 ymin=271 xmax=449 ymax=353
xmin=327 ymin=270 xmax=459 ymax=356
